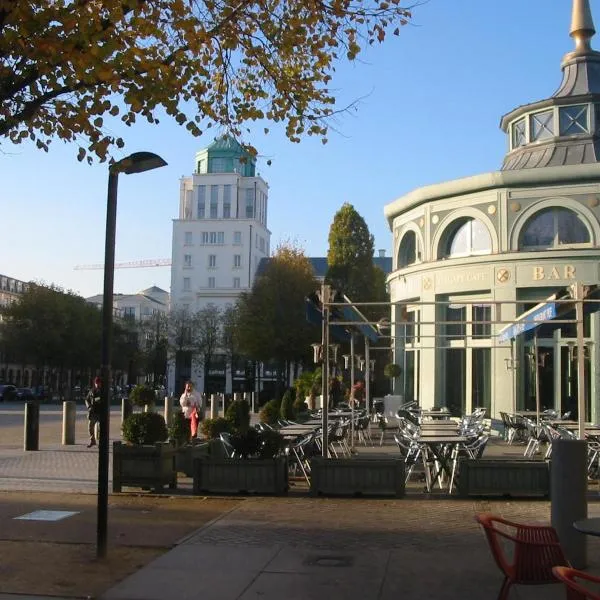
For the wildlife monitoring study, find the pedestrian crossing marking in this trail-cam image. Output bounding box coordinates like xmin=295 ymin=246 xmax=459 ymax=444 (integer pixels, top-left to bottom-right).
xmin=15 ymin=510 xmax=79 ymax=521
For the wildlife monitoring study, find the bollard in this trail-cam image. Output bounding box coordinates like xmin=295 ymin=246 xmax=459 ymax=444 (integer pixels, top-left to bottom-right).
xmin=164 ymin=396 xmax=172 ymax=427
xmin=24 ymin=400 xmax=40 ymax=451
xmin=210 ymin=394 xmax=217 ymax=419
xmin=121 ymin=397 xmax=132 ymax=426
xmin=62 ymin=400 xmax=76 ymax=445
xmin=551 ymin=438 xmax=587 ymax=569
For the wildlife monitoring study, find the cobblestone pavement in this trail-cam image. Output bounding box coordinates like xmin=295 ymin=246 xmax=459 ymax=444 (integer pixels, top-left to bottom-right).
xmin=1 ymin=404 xmax=599 ymax=600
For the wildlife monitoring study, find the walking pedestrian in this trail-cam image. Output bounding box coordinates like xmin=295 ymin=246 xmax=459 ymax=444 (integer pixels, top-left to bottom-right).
xmin=85 ymin=376 xmax=102 ymax=448
xmin=179 ymin=381 xmax=203 ymax=441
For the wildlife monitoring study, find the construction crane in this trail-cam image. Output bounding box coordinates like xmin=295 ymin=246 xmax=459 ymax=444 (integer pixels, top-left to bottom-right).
xmin=74 ymin=258 xmax=172 ymax=270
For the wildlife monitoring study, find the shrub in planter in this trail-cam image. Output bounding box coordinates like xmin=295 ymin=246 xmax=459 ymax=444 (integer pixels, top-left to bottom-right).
xmin=384 ymin=363 xmax=402 ymax=378
xmin=129 ymin=384 xmax=156 ymax=408
xmin=200 ymin=417 xmax=232 ymax=439
xmin=231 ymin=427 xmax=261 ymax=458
xmin=280 ymin=388 xmax=296 ymax=420
xmin=259 ymin=399 xmax=281 ymax=425
xmin=168 ymin=408 xmax=189 ymax=446
xmin=122 ymin=412 xmax=168 ymax=446
xmin=293 ymin=396 xmax=308 ymax=415
xmin=258 ymin=429 xmax=285 ymax=459
xmin=225 ymin=398 xmax=251 ymax=430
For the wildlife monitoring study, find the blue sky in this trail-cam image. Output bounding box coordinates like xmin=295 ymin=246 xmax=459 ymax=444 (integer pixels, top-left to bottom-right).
xmin=1 ymin=1 xmax=581 ymax=298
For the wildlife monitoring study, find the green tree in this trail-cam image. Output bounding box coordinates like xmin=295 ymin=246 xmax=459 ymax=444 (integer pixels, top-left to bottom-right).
xmin=194 ymin=303 xmax=221 ymax=395
xmin=235 ymin=243 xmax=319 ymax=398
xmin=2 ymin=1 xmax=412 ymax=162
xmin=138 ymin=312 xmax=169 ymax=386
xmin=326 ymin=202 xmax=388 ymax=319
xmin=0 ymin=283 xmax=102 ymax=393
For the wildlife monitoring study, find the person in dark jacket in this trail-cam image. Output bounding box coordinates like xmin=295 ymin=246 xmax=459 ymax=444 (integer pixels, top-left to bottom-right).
xmin=85 ymin=376 xmax=102 ymax=448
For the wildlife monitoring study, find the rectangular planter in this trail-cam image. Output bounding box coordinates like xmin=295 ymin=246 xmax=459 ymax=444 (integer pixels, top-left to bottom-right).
xmin=309 ymin=457 xmax=405 ymax=498
xmin=175 ymin=439 xmax=226 ymax=477
xmin=113 ymin=441 xmax=177 ymax=493
xmin=193 ymin=456 xmax=288 ymax=495
xmin=458 ymin=459 xmax=550 ymax=498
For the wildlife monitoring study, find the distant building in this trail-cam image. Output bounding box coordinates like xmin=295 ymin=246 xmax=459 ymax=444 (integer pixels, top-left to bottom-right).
xmin=168 ymin=135 xmax=270 ymax=395
xmin=86 ymin=286 xmax=169 ymax=320
xmin=256 ymin=251 xmax=393 ymax=283
xmin=0 ymin=273 xmax=29 ymax=310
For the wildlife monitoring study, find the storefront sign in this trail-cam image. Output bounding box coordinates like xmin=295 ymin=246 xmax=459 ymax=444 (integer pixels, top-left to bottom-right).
xmin=532 ymin=265 xmax=576 ymax=281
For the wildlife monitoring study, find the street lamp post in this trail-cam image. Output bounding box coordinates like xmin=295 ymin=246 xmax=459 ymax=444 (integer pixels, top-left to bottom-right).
xmin=97 ymin=152 xmax=167 ymax=559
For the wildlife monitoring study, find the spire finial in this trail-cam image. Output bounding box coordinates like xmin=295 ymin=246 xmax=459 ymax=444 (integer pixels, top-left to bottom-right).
xmin=571 ymin=0 xmax=596 ymax=53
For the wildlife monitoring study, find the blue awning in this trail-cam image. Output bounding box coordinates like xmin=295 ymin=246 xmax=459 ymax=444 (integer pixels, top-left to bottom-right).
xmin=497 ymin=298 xmax=558 ymax=344
xmin=305 ymin=294 xmax=379 ymax=343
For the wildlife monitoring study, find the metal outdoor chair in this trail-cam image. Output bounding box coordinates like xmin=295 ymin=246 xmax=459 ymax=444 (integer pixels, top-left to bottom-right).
xmin=475 ymin=513 xmax=568 ymax=600
xmin=553 ymin=566 xmax=600 ymax=600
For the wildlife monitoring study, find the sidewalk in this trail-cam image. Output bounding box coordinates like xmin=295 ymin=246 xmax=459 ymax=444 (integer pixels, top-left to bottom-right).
xmin=0 ymin=403 xmax=598 ymax=599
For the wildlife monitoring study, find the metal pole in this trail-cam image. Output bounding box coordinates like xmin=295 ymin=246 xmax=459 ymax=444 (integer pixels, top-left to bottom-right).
xmin=365 ymin=337 xmax=371 ymax=416
xmin=534 ymin=332 xmax=540 ymax=426
xmin=97 ymin=169 xmax=118 ymax=559
xmin=575 ymin=283 xmax=586 ymax=440
xmin=321 ymin=284 xmax=330 ymax=458
xmin=350 ymin=334 xmax=355 ymax=449
xmin=510 ymin=338 xmax=516 ymax=412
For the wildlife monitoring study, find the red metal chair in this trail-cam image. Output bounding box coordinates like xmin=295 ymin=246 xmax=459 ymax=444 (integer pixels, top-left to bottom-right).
xmin=475 ymin=513 xmax=569 ymax=600
xmin=553 ymin=566 xmax=600 ymax=599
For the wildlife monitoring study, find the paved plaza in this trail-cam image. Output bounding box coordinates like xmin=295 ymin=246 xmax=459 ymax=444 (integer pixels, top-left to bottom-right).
xmin=1 ymin=403 xmax=600 ymax=599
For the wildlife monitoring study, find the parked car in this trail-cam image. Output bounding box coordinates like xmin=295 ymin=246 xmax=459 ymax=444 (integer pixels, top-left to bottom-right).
xmin=0 ymin=384 xmax=17 ymax=402
xmin=16 ymin=387 xmax=35 ymax=400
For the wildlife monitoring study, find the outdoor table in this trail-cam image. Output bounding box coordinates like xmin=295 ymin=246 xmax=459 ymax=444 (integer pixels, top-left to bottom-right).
xmin=328 ymin=412 xmax=354 ymax=418
xmin=417 ymin=435 xmax=468 ymax=492
xmin=573 ymin=518 xmax=600 ymax=537
xmin=420 ymin=422 xmax=458 ymax=429
xmin=418 ymin=429 xmax=461 ymax=437
xmin=279 ymin=424 xmax=318 ymax=433
xmin=420 ymin=411 xmax=452 ymax=421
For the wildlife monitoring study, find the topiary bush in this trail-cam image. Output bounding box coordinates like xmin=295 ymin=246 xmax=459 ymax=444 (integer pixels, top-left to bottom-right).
xmin=280 ymin=388 xmax=296 ymax=420
xmin=225 ymin=398 xmax=251 ymax=431
xmin=384 ymin=363 xmax=402 ymax=378
xmin=200 ymin=417 xmax=233 ymax=439
xmin=129 ymin=384 xmax=156 ymax=407
xmin=122 ymin=412 xmax=168 ymax=445
xmin=259 ymin=398 xmax=281 ymax=425
xmin=168 ymin=408 xmax=189 ymax=446
xmin=258 ymin=429 xmax=285 ymax=459
xmin=293 ymin=396 xmax=307 ymax=415
xmin=230 ymin=427 xmax=261 ymax=459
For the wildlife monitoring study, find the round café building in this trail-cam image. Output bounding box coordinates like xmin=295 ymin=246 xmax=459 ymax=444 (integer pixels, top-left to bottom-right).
xmin=384 ymin=2 xmax=600 ymax=422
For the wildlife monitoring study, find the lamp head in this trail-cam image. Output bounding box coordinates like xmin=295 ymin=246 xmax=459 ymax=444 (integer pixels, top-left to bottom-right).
xmin=110 ymin=152 xmax=167 ymax=175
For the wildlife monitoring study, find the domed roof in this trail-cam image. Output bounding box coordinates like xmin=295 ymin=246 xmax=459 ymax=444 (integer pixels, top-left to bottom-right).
xmin=500 ymin=0 xmax=600 ymax=170
xmin=207 ymin=134 xmax=245 ymax=153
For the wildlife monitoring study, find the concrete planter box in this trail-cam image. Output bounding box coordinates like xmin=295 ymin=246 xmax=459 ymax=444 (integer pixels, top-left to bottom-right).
xmin=193 ymin=457 xmax=288 ymax=495
xmin=309 ymin=457 xmax=405 ymax=498
xmin=175 ymin=439 xmax=226 ymax=477
xmin=458 ymin=459 xmax=550 ymax=498
xmin=113 ymin=441 xmax=177 ymax=493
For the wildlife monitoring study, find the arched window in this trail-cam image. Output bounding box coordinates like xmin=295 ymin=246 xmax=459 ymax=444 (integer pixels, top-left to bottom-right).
xmin=439 ymin=218 xmax=492 ymax=259
xmin=519 ymin=207 xmax=590 ymax=249
xmin=397 ymin=230 xmax=421 ymax=268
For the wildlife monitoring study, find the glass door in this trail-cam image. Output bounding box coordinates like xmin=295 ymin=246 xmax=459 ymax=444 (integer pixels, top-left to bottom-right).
xmin=558 ymin=343 xmax=591 ymax=421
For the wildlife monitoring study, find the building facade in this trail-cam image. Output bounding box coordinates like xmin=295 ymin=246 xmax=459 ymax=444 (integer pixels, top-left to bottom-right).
xmin=385 ymin=1 xmax=600 ymax=421
xmin=86 ymin=286 xmax=169 ymax=321
xmin=169 ymin=135 xmax=271 ymax=395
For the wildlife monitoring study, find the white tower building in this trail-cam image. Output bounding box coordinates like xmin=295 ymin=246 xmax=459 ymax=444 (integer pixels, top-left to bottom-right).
xmin=169 ymin=135 xmax=270 ymax=394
